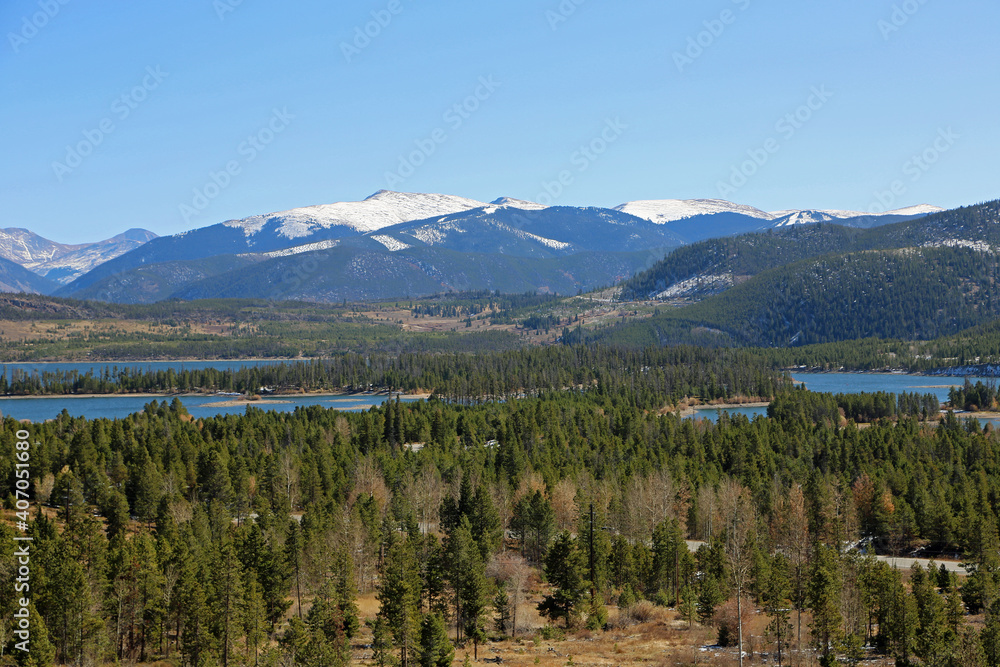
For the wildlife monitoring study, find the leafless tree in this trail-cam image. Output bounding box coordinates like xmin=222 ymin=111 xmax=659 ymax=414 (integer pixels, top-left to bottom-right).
xmin=410 ymin=465 xmax=444 ymax=534
xmin=550 ymin=478 xmax=578 ymax=533
xmin=489 ymin=479 xmax=515 ymax=545
xmin=486 ymin=551 xmax=533 ymax=637
xmin=348 ymin=455 xmax=389 ymax=516
xmin=773 ymin=485 xmax=810 ymax=654
xmin=621 ymin=469 xmax=678 ymax=543
xmin=719 ymin=479 xmax=756 ymax=667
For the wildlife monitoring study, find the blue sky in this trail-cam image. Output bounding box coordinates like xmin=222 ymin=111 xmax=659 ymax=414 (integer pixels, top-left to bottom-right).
xmin=2 ymin=0 xmax=998 ymax=243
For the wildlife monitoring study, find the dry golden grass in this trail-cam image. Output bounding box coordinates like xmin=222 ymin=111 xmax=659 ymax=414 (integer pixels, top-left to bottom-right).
xmin=0 ymin=318 xmax=234 ymax=342
xmin=347 ymin=597 xmax=753 ymax=667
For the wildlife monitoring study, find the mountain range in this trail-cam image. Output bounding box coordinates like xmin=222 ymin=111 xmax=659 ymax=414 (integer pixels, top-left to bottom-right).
xmin=0 ymin=191 xmax=943 ymax=303
xmin=0 ymin=227 xmax=158 ymax=285
xmin=595 ymin=199 xmax=1000 ymax=348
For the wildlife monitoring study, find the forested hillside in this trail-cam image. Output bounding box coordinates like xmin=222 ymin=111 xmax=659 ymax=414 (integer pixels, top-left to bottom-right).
xmin=2 ymin=351 xmax=999 ymax=666
xmin=618 ymin=200 xmax=1000 ymax=302
xmin=597 ymin=245 xmax=1000 ymax=348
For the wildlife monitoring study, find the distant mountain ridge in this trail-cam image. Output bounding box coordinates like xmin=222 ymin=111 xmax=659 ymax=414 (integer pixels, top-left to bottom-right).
xmin=220 ymin=190 xmax=488 ymax=240
xmin=595 ymin=199 xmax=1000 ymax=349
xmin=4 ymin=190 xmax=947 ymax=303
xmin=0 ymin=227 xmax=157 ymax=285
xmin=618 ymin=201 xmax=996 ymax=302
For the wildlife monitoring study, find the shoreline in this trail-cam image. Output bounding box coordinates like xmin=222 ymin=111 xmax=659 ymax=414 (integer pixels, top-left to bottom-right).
xmin=0 ymin=390 xmax=434 ymax=401
xmin=678 ymin=401 xmax=770 ymax=418
xmin=0 ymin=356 xmax=310 ymax=365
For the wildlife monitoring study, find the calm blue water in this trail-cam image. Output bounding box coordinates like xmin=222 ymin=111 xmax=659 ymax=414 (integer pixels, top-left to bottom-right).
xmin=790 ymin=372 xmax=988 ymax=403
xmin=687 ymin=405 xmax=768 ymax=422
xmin=0 ymin=364 xmax=990 ymax=423
xmin=0 ymin=393 xmax=418 ymax=422
xmin=687 ymin=372 xmax=992 ymax=423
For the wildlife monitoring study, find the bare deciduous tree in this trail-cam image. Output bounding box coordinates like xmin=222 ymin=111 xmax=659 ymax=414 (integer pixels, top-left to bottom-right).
xmin=348 ymin=455 xmax=389 ymax=515
xmin=719 ymin=479 xmax=756 ymax=667
xmin=486 ymin=551 xmax=533 ymax=637
xmin=773 ymin=485 xmax=810 ymax=654
xmin=550 ymin=478 xmax=578 ymax=533
xmin=619 ymin=469 xmax=687 ymax=543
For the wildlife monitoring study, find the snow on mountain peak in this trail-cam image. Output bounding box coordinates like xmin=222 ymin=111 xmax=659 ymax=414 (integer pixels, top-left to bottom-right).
xmin=223 ymin=191 xmax=489 ymax=240
xmin=771 ymin=204 xmax=946 ymax=227
xmin=491 ymin=197 xmax=547 ymax=211
xmin=614 ymin=199 xmax=775 ymax=224
xmin=887 ymin=204 xmax=944 ymax=216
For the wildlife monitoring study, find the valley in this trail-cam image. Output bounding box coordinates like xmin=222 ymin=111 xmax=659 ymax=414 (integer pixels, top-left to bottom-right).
xmin=3 ymin=196 xmax=1000 ymax=667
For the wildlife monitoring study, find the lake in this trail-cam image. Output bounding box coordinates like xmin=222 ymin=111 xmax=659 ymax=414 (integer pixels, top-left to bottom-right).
xmin=0 ymin=363 xmax=991 ymax=423
xmin=0 ymin=392 xmax=419 ymax=422
xmin=687 ymin=372 xmax=992 ymax=423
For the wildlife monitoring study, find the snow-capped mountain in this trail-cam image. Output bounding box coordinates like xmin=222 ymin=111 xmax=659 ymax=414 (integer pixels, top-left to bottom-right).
xmin=0 ymin=227 xmax=157 ymax=285
xmin=611 ymin=198 xmax=943 ymax=243
xmin=365 ymin=205 xmax=683 ymax=257
xmin=222 ymin=190 xmax=488 ymax=240
xmin=490 ymin=197 xmax=547 ymax=211
xmin=771 ymin=205 xmax=944 ymax=228
xmin=51 ymin=190 xmax=951 ymax=302
xmin=614 ymin=199 xmax=774 ymax=224
xmin=615 ymin=198 xmax=943 ymax=227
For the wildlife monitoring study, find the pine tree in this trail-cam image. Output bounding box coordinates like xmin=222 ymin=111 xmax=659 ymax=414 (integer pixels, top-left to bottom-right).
xmin=370 ymin=616 xmax=397 ymax=667
xmin=446 ymin=519 xmax=489 ymax=657
xmin=538 ymin=531 xmax=586 ymax=628
xmin=211 ymin=536 xmax=245 ymax=667
xmin=762 ymin=553 xmax=793 ymax=667
xmin=911 ymin=563 xmax=951 ymax=664
xmin=883 ymin=568 xmax=917 ymax=665
xmin=13 ymin=603 xmax=56 ymax=667
xmin=378 ymin=532 xmax=420 ymax=667
xmin=333 ymin=546 xmax=361 ymax=639
xmin=697 ymin=573 xmax=723 ymax=625
xmin=955 ymin=625 xmax=987 ymax=667
xmin=418 ymin=613 xmax=454 ymax=667
xmin=494 ymin=586 xmax=512 ymax=635
xmin=242 ymin=575 xmax=267 ymax=667
xmin=983 ymin=599 xmax=1000 ymax=666
xmin=808 ymin=544 xmax=842 ymax=666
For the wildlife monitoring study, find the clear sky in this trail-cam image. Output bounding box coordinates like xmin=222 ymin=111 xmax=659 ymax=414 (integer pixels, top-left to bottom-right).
xmin=2 ymin=0 xmax=998 ymax=243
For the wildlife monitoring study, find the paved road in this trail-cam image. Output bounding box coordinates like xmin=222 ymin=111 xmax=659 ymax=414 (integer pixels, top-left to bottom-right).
xmin=684 ymin=541 xmax=965 ymax=573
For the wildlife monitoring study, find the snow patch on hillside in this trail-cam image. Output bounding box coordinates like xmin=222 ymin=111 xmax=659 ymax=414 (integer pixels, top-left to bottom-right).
xmin=371 ymin=235 xmax=411 ymax=252
xmin=924 ymin=239 xmax=994 ymax=253
xmin=254 ymin=239 xmax=340 ymax=258
xmin=655 ymin=273 xmax=734 ymax=299
xmin=407 ymin=219 xmax=468 ymax=246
